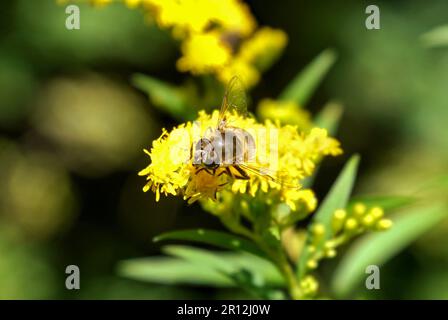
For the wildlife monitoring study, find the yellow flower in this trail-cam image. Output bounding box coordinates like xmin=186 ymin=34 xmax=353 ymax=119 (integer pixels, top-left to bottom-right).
xmin=211 ymin=0 xmax=257 ymax=37
xmin=217 ymin=58 xmax=260 ymax=88
xmin=217 ymin=28 xmax=287 ymax=87
xmin=139 ymin=110 xmax=342 ymax=211
xmin=85 ymin=0 xmax=285 ymax=87
xmin=177 ymin=32 xmax=232 ymax=74
xmin=281 ymin=189 xmax=317 ymax=212
xmin=257 ymin=99 xmax=312 ymax=129
xmin=138 ymin=124 xmax=192 ymax=201
xmin=141 ymin=0 xmax=256 ymax=37
xmin=238 ymin=27 xmax=288 ymax=71
xmin=184 ymin=169 xmax=227 ymax=204
xmin=147 ymin=0 xmax=213 ymax=35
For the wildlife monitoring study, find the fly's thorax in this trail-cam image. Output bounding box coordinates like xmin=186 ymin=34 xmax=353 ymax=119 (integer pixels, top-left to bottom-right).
xmin=192 ymin=127 xmax=256 ymax=167
xmin=220 ymin=127 xmax=256 ymax=165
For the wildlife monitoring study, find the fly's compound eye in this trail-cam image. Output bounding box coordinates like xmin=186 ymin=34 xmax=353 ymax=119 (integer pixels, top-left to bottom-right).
xmin=193 ymin=138 xmax=219 ymax=166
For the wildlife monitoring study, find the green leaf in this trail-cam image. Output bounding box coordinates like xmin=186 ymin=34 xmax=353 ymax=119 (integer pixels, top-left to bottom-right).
xmin=118 ymin=256 xmax=234 ymax=287
xmin=331 ymin=203 xmax=448 ymax=298
xmin=313 ymin=101 xmax=344 ymax=136
xmin=226 ymin=269 xmax=286 ymax=299
xmin=421 ymin=25 xmax=448 ymax=48
xmin=154 ymin=229 xmax=266 ymax=258
xmin=131 ymin=73 xmax=195 ymax=120
xmin=163 ymin=245 xmax=283 ymax=285
xmin=297 ymin=155 xmax=360 ymax=278
xmin=312 ymin=154 xmax=360 ymax=238
xmin=349 ymin=195 xmax=416 ymax=212
xmin=279 ymin=49 xmax=337 ymax=106
xmin=118 ymin=246 xmax=284 ymax=287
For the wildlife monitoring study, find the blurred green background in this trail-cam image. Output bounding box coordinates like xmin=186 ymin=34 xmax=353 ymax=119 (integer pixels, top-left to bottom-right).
xmin=1 ymin=0 xmax=447 ymax=299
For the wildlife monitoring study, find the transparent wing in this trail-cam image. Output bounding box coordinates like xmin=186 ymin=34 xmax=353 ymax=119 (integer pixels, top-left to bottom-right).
xmin=238 ymin=163 xmax=301 ymax=189
xmin=217 ymin=76 xmax=248 ymax=129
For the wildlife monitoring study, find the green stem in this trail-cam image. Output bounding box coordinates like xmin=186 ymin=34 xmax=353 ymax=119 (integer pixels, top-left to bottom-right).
xmin=221 ymin=218 xmax=303 ymax=299
xmin=274 ymin=250 xmax=303 ymax=300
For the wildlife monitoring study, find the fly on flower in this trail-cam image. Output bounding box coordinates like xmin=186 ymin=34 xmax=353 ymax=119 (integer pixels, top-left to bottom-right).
xmin=192 ymin=76 xmax=298 ymax=188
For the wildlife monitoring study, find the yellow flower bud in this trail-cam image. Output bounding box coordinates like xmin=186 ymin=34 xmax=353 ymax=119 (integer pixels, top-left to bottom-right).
xmin=300 ymin=276 xmax=319 ymax=296
xmin=345 ymin=218 xmax=358 ymax=231
xmin=331 ymin=209 xmax=346 ymax=233
xmin=376 ymin=219 xmax=393 ymax=230
xmin=240 ymin=200 xmax=249 ymax=214
xmin=362 ymin=214 xmax=375 ymax=227
xmin=353 ymin=202 xmax=366 ymax=217
xmin=325 ymin=248 xmax=337 ymax=258
xmin=307 ymin=245 xmax=316 ymax=253
xmin=311 ymin=223 xmax=325 ymax=246
xmin=307 ymin=259 xmax=318 ymax=270
xmin=324 ymin=240 xmax=335 ymax=249
xmin=312 ymin=223 xmax=325 ymax=236
xmin=308 ymin=280 xmax=318 ymax=294
xmin=370 ymin=207 xmax=384 ymax=220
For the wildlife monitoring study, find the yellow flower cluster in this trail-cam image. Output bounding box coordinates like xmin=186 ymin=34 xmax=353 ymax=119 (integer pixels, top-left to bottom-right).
xmin=215 ymin=27 xmax=288 ymax=87
xmin=88 ymin=0 xmax=287 ymax=87
xmin=304 ymin=204 xmax=393 ymax=272
xmin=139 ymin=110 xmax=342 ymax=211
xmin=257 ymin=99 xmax=312 ymax=129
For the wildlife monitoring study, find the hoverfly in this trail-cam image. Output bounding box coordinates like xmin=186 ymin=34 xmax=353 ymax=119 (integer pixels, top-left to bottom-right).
xmin=192 ymin=76 xmax=297 ymax=187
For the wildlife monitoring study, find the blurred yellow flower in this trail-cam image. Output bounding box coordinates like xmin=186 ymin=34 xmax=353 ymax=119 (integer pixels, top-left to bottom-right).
xmin=142 ymin=0 xmax=256 ymax=37
xmin=147 ymin=0 xmax=215 ymax=35
xmin=89 ymin=0 xmax=113 ymax=7
xmin=124 ymin=0 xmax=141 ymax=8
xmin=238 ymin=27 xmax=288 ymax=70
xmin=177 ymin=32 xmax=232 ymax=74
xmin=82 ymin=0 xmax=287 ymax=87
xmin=211 ymin=0 xmax=256 ymax=37
xmin=217 ymin=58 xmax=260 ymax=88
xmin=258 ymin=99 xmax=312 ymax=129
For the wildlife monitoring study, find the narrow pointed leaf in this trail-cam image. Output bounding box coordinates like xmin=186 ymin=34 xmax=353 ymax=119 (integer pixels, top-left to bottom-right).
xmin=154 ymin=229 xmax=266 ymax=258
xmin=118 ymin=256 xmax=233 ymax=286
xmin=312 ymin=155 xmax=360 ymax=238
xmin=279 ymin=49 xmax=337 ymax=106
xmin=163 ymin=245 xmax=283 ymax=286
xmin=313 ymin=101 xmax=343 ymax=136
xmin=297 ymin=155 xmax=360 ymax=277
xmin=118 ymin=246 xmax=284 ymax=287
xmin=132 ymin=73 xmax=194 ymax=120
xmin=349 ymin=195 xmax=416 ymax=212
xmin=421 ymin=25 xmax=448 ymax=48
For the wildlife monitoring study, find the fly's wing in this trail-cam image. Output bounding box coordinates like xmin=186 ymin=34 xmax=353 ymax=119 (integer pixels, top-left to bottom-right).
xmin=238 ymin=163 xmax=301 ymax=189
xmin=217 ymin=76 xmax=248 ymax=129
